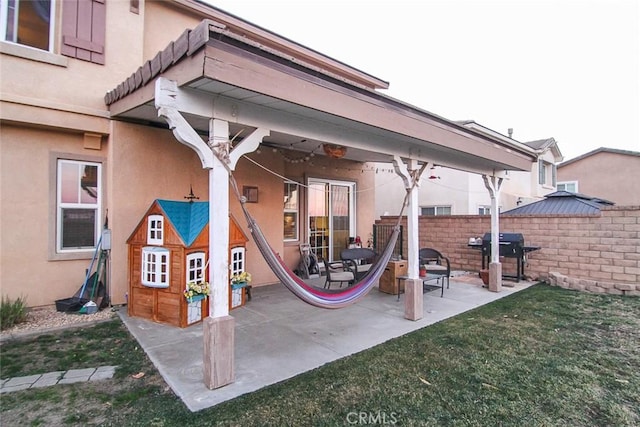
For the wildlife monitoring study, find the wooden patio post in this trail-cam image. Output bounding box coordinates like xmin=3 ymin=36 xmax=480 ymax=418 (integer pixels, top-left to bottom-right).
xmin=156 ymin=78 xmax=270 ymax=389
xmin=155 ymin=78 xmax=234 ymax=389
xmin=482 ymin=174 xmax=504 ymax=292
xmin=202 ymin=119 xmax=235 ymax=389
xmin=393 ymin=156 xmax=429 ymax=320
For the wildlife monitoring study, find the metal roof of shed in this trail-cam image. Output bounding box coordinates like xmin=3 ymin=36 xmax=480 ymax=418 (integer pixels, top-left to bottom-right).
xmin=502 ymin=191 xmax=614 ymax=215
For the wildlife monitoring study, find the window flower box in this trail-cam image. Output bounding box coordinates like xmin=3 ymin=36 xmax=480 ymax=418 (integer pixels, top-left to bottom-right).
xmin=183 ymin=281 xmax=210 ymax=303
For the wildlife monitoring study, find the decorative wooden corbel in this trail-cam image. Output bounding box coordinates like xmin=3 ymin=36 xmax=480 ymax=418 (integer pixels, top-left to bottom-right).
xmin=155 ymin=77 xmax=215 ymax=169
xmin=227 ymin=128 xmax=270 ymax=171
xmin=392 ymin=155 xmax=430 ymax=191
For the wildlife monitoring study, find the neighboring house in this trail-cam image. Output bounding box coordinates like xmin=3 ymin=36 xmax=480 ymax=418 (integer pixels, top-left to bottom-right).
xmin=502 ymin=191 xmax=615 ymax=215
xmin=557 ymin=148 xmax=640 ymax=206
xmin=375 ymin=121 xmax=563 ymax=217
xmin=1 ymin=0 xmax=536 ymax=310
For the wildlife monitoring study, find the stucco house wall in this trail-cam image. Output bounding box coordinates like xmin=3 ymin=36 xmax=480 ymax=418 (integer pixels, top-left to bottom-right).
xmin=530 ymin=148 xmax=559 ymax=199
xmin=1 ymin=125 xmax=108 ymax=307
xmin=1 ymin=1 xmax=148 ymax=307
xmin=0 ymin=0 xmax=377 ymax=308
xmin=557 ymin=148 xmax=640 ymax=206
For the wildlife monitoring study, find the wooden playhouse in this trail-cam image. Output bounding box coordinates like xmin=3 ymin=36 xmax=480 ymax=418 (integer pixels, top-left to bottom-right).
xmin=127 ymin=199 xmax=249 ymax=328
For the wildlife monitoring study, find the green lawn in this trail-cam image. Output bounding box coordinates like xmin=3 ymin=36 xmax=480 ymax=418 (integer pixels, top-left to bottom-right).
xmin=2 ymin=284 xmax=639 ymax=426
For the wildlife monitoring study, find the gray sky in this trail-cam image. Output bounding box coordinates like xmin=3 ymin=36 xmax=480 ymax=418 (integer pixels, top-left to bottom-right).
xmin=208 ymin=0 xmax=639 ymax=161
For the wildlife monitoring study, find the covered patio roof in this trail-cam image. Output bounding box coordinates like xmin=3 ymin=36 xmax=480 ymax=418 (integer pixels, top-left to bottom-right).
xmin=105 ymin=18 xmax=536 ymax=174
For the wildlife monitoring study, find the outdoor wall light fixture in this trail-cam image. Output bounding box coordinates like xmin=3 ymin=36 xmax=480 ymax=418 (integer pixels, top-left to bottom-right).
xmin=322 ymin=143 xmax=347 ymax=159
xmin=243 ymin=186 xmax=259 ymax=203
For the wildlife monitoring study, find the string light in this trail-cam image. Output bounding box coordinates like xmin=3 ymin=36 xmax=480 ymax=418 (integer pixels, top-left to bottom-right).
xmin=253 ymin=144 xmax=380 ymax=173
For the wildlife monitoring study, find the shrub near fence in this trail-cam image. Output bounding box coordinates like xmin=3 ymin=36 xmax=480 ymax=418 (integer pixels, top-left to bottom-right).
xmin=375 ymin=205 xmax=640 ymax=296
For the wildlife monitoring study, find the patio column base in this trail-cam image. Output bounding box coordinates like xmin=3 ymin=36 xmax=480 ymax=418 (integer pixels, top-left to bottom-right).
xmin=488 ymin=262 xmax=502 ymax=293
xmin=404 ymin=278 xmax=423 ymax=321
xmin=203 ymin=315 xmax=235 ymax=389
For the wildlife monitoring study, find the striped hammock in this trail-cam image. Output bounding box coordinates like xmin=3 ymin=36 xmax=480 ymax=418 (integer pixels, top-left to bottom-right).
xmin=242 ymin=207 xmax=401 ymax=309
xmin=226 ymin=158 xmax=408 ymax=309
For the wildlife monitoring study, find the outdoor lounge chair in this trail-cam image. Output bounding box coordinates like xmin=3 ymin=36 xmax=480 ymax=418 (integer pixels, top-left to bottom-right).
xmin=418 ymin=248 xmax=450 ymax=297
xmin=322 ymin=259 xmax=355 ymax=289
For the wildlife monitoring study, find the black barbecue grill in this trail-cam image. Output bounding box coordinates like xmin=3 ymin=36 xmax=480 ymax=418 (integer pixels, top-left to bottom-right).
xmin=479 ymin=232 xmax=540 ymax=282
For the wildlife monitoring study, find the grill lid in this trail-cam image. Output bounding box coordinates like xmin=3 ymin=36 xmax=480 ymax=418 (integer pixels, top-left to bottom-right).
xmin=482 ymin=232 xmax=524 ymax=243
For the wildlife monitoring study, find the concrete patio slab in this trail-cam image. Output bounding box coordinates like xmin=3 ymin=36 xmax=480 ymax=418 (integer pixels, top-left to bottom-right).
xmin=119 ymin=273 xmax=534 ymax=412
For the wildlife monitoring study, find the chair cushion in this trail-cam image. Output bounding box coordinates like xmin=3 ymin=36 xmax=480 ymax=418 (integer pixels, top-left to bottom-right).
xmin=359 ymin=264 xmax=372 ymax=272
xmin=332 ymin=271 xmax=355 ymax=281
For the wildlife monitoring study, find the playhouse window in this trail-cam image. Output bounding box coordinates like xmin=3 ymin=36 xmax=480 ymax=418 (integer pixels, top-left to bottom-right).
xmin=186 ymin=252 xmax=206 ymax=283
xmin=56 ymin=159 xmax=101 ymax=252
xmin=147 ymin=215 xmax=164 ymax=245
xmin=141 ymin=247 xmax=170 ymax=288
xmin=230 ymin=247 xmax=245 ymax=277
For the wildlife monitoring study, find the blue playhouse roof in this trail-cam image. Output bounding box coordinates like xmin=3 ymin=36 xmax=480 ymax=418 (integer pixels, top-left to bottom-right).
xmin=156 ymin=200 xmax=209 ymax=247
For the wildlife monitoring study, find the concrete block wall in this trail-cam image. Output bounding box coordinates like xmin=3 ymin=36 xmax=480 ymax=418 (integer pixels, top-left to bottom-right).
xmin=547 ymin=272 xmax=640 ymax=296
xmin=376 ymin=205 xmax=639 ymax=293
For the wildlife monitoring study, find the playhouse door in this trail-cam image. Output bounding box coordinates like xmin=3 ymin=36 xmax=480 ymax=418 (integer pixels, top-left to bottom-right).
xmin=185 ymin=252 xmax=206 ymax=325
xmin=229 ymin=247 xmax=246 ymax=309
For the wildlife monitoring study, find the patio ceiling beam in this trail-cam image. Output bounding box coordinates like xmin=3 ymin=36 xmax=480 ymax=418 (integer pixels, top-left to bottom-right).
xmin=200 ymin=41 xmax=535 ymax=170
xmin=108 ymin=42 xmax=534 ymax=175
xmin=148 ymin=83 xmax=528 ymax=175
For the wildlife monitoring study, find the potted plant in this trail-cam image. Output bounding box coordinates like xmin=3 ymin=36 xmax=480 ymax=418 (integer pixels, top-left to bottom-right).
xmin=183 ymin=281 xmax=210 ymax=303
xmin=479 ymin=269 xmax=490 ymax=286
xmin=230 ymin=271 xmax=252 ymax=290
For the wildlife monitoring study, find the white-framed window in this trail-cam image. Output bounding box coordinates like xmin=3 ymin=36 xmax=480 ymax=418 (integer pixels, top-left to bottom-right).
xmin=478 ymin=206 xmax=491 ymax=215
xmin=538 ymin=159 xmax=557 ymax=187
xmin=230 ymin=246 xmax=246 ymax=308
xmin=141 ymin=247 xmax=170 ymax=288
xmin=230 ymin=247 xmax=245 ymax=277
xmin=1 ymin=0 xmax=54 ymax=51
xmin=284 ymin=181 xmax=299 ymax=241
xmin=147 ymin=215 xmax=164 ymax=245
xmin=56 ymin=159 xmax=101 ymax=252
xmin=186 ymin=252 xmax=206 ymax=284
xmin=557 ymin=181 xmax=578 ymax=193
xmin=421 ymin=206 xmax=451 ymax=216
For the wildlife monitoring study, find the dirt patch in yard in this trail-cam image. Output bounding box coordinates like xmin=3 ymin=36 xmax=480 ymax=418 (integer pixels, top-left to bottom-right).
xmin=1 ymin=305 xmax=119 ymax=342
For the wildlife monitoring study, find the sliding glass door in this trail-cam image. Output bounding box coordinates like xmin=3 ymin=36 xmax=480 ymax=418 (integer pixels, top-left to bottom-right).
xmin=308 ymin=179 xmax=355 ymax=261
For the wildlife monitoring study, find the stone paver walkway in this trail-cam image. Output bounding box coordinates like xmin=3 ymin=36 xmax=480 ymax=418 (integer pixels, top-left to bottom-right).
xmin=1 ymin=366 xmax=117 ymax=393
